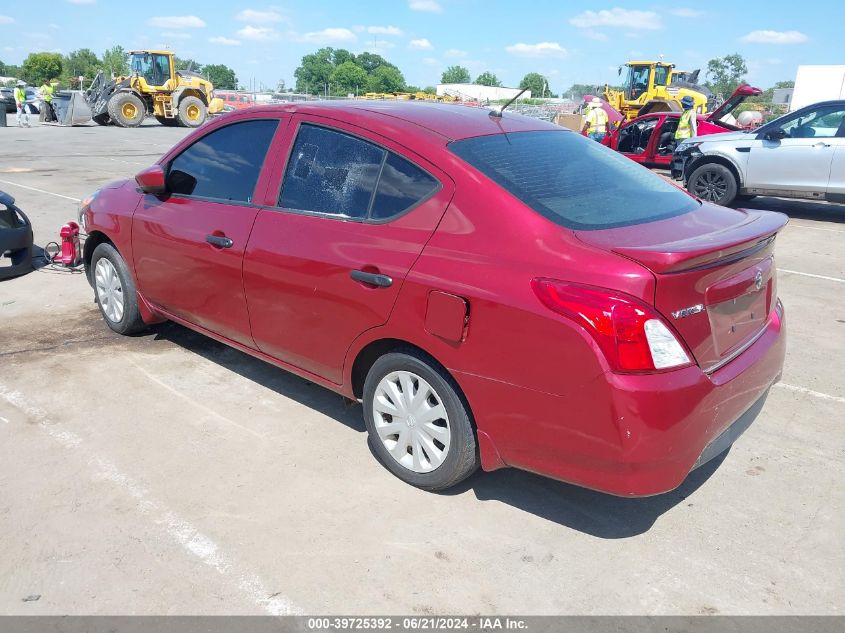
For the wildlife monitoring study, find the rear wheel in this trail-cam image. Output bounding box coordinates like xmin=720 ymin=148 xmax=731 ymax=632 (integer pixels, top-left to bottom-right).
xmin=91 ymin=243 xmax=146 ymax=335
xmin=363 ymin=350 xmax=479 ymax=491
xmin=107 ymin=93 xmax=145 ymax=128
xmin=177 ymin=96 xmax=206 ymax=128
xmin=688 ymin=163 xmax=737 ymax=206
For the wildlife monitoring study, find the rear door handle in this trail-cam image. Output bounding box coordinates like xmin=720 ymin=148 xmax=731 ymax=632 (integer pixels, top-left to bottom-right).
xmin=206 ymin=234 xmax=233 ymax=248
xmin=351 ymin=270 xmax=393 ymax=288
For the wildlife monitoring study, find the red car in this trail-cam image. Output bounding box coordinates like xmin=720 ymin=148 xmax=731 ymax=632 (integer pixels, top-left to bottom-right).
xmin=604 ymin=84 xmax=763 ymax=167
xmin=79 ymin=102 xmax=786 ymax=496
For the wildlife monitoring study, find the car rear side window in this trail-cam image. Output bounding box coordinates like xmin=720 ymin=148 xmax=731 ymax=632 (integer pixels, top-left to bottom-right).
xmin=370 ymin=152 xmax=439 ymax=220
xmin=449 ymin=130 xmax=699 ymax=230
xmin=167 ymin=119 xmax=278 ymax=203
xmin=279 ymin=124 xmax=439 ymax=221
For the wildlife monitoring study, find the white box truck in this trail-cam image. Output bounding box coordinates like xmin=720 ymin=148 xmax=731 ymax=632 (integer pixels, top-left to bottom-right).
xmin=791 ymin=65 xmax=845 ymax=111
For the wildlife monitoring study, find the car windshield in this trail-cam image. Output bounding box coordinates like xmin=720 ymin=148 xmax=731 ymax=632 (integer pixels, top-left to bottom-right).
xmin=449 ymin=130 xmax=699 ymax=230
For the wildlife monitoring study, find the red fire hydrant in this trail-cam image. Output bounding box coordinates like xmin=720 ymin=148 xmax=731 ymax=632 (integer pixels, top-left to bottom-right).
xmin=58 ymin=221 xmax=82 ymax=267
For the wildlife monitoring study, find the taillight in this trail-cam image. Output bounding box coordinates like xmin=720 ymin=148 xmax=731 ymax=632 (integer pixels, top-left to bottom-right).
xmin=531 ymin=279 xmax=692 ymax=373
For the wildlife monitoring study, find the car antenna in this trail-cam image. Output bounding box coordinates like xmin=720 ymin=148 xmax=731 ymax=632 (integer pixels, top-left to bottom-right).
xmin=489 ymin=88 xmax=528 ymax=118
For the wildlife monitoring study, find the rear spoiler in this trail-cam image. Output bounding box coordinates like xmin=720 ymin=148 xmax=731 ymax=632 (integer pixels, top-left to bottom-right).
xmin=611 ymin=210 xmax=789 ymax=273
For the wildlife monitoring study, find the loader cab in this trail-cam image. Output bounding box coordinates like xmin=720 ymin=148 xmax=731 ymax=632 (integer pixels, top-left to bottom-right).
xmin=129 ymin=51 xmax=174 ymax=89
xmin=622 ymin=62 xmax=673 ymax=101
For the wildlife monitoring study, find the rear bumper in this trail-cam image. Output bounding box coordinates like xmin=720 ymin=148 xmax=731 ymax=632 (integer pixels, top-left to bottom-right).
xmin=461 ymin=303 xmax=786 ymax=496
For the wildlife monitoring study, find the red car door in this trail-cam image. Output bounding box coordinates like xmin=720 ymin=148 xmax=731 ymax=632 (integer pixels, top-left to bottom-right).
xmin=243 ymin=116 xmax=455 ymax=384
xmin=132 ymin=115 xmax=286 ymax=347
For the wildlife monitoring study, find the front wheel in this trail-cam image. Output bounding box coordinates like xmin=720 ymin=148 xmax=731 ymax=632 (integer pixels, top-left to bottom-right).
xmin=177 ymin=96 xmax=207 ymax=127
xmin=363 ymin=350 xmax=479 ymax=491
xmin=91 ymin=243 xmax=146 ymax=335
xmin=688 ymin=163 xmax=738 ymax=206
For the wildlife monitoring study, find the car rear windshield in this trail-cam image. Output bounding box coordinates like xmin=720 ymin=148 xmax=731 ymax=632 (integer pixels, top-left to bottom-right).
xmin=449 ymin=130 xmax=699 ymax=230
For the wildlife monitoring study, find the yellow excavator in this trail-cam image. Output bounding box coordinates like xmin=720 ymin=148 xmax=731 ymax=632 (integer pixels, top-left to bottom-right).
xmin=84 ymin=50 xmax=224 ymax=128
xmin=604 ymin=61 xmax=712 ymax=121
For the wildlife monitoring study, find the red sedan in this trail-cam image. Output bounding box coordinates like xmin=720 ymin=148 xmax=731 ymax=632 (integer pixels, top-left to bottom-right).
xmin=604 ymin=84 xmax=763 ymax=167
xmin=79 ymin=101 xmax=786 ymax=496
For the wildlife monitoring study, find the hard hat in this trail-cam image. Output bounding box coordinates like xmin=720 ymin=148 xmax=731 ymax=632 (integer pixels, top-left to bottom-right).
xmin=16 ymin=80 xmax=26 ymax=86
xmin=681 ymin=96 xmax=695 ymax=108
xmin=589 ymin=97 xmax=602 ymax=109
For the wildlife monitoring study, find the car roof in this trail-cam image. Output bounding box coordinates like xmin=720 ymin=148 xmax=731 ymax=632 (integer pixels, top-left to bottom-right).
xmin=233 ymin=100 xmax=559 ymax=142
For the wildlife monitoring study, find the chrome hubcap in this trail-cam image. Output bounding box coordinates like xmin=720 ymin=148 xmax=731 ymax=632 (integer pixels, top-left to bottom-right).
xmin=372 ymin=371 xmax=450 ymax=473
xmin=95 ymin=258 xmax=124 ymax=323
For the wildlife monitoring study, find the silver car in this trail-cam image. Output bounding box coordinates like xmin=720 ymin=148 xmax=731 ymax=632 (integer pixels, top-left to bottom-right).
xmin=672 ymin=100 xmax=845 ymax=206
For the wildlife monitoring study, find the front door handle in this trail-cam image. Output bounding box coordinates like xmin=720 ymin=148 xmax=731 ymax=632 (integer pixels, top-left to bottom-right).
xmin=351 ymin=270 xmax=393 ymax=288
xmin=813 ymin=142 xmax=831 ymax=148
xmin=206 ymin=234 xmax=233 ymax=248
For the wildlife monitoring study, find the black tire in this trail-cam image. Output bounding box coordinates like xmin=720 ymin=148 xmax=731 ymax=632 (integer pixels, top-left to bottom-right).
xmin=177 ymin=96 xmax=207 ymax=128
xmin=155 ymin=115 xmax=179 ymax=127
xmin=363 ymin=350 xmax=479 ymax=491
xmin=107 ymin=93 xmax=145 ymax=128
xmin=92 ymin=113 xmax=111 ymax=126
xmin=687 ymin=162 xmax=738 ymax=206
xmin=90 ymin=243 xmax=146 ymax=335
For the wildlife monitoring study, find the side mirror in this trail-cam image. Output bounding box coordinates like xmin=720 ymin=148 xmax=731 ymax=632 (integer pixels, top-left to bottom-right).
xmin=764 ymin=128 xmax=787 ymax=141
xmin=135 ymin=165 xmax=167 ymax=195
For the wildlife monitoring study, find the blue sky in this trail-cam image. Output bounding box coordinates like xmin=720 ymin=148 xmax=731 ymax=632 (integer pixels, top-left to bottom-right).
xmin=0 ymin=1 xmax=839 ymax=92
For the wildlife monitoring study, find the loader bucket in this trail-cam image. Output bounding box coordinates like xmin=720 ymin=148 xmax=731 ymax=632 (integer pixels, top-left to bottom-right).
xmin=53 ymin=91 xmax=93 ymax=126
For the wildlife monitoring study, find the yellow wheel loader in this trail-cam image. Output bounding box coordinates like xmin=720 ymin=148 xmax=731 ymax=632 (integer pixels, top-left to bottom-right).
xmin=604 ymin=61 xmax=712 ymax=121
xmin=84 ymin=50 xmax=224 ymax=128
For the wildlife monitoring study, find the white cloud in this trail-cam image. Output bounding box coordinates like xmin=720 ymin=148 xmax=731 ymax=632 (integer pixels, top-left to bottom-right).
xmin=505 ymin=42 xmax=568 ymax=58
xmin=569 ymin=8 xmax=662 ymax=30
xmin=444 ymin=48 xmax=467 ymax=58
xmin=670 ymin=8 xmax=704 ymax=17
xmin=584 ymin=30 xmax=608 ymax=41
xmin=147 ymin=16 xmax=206 ymax=29
xmin=237 ymin=25 xmax=279 ymax=41
xmin=162 ymin=31 xmax=191 ymax=40
xmin=409 ymin=38 xmax=433 ymax=50
xmin=236 ymin=9 xmax=285 ymax=23
xmin=409 ymin=0 xmax=442 ymax=13
xmin=740 ymin=30 xmax=808 ymax=44
xmin=368 ymin=25 xmax=403 ymax=36
xmin=0 ymin=15 xmax=15 ymax=24
xmin=210 ymin=36 xmax=241 ymax=46
xmin=299 ymin=28 xmax=356 ymax=44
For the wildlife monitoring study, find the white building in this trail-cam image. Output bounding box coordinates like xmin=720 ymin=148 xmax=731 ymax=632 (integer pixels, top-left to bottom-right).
xmin=437 ymin=83 xmax=532 ymax=102
xmin=791 ymin=65 xmax=845 ymax=111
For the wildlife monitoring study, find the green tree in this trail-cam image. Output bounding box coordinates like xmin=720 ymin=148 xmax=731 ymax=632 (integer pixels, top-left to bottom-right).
xmin=203 ymin=64 xmax=238 ymax=90
xmin=174 ymin=57 xmax=202 ymax=73
xmin=332 ymin=49 xmax=356 ymax=67
xmin=356 ymin=52 xmax=395 ymax=74
xmin=519 ymin=72 xmax=549 ymax=97
xmin=294 ymin=47 xmax=335 ymax=93
xmin=330 ymin=60 xmax=369 ymax=95
xmin=423 ymin=85 xmax=436 ymax=94
xmin=367 ymin=65 xmax=405 ymax=93
xmin=21 ymin=52 xmax=63 ymax=85
xmin=101 ymin=45 xmax=129 ymax=76
xmin=705 ymin=53 xmax=748 ymax=98
xmin=562 ymin=83 xmax=600 ymax=99
xmin=64 ymin=48 xmax=100 ymax=83
xmin=474 ymin=71 xmax=501 ymax=87
xmin=441 ymin=65 xmax=470 ymax=84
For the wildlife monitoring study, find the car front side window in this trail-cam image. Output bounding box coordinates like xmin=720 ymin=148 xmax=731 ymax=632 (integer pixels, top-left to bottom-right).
xmin=167 ymin=119 xmax=279 ymax=203
xmin=775 ymin=107 xmax=845 ymax=139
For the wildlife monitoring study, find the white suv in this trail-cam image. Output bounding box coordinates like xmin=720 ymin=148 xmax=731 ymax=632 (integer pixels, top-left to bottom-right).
xmin=672 ymin=100 xmax=845 ymax=206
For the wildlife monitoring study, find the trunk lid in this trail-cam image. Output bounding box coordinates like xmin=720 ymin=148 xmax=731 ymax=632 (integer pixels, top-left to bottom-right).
xmin=576 ymin=203 xmax=788 ymax=371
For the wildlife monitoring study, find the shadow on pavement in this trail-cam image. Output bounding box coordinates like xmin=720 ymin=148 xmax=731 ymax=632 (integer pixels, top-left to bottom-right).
xmin=152 ymin=320 xmax=727 ymax=538
xmin=735 ymin=197 xmax=845 ymax=223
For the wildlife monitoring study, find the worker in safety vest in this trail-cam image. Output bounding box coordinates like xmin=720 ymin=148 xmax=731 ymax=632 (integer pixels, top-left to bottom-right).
xmin=40 ymin=78 xmax=56 ymax=122
xmin=581 ymin=97 xmax=609 ymax=142
xmin=13 ymin=81 xmax=31 ymax=128
xmin=675 ymin=95 xmax=698 ymax=141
